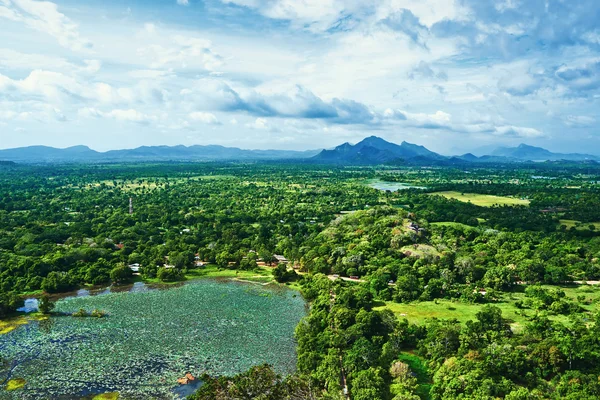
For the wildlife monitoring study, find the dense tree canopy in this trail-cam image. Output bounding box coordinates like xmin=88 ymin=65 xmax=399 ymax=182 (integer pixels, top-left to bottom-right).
xmin=2 ymin=161 xmax=600 ymax=399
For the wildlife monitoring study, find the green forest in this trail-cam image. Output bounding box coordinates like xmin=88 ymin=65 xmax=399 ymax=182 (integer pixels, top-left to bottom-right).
xmin=2 ymin=161 xmax=600 ymax=399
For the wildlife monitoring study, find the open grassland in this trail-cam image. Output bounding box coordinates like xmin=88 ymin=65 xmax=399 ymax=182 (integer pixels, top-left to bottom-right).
xmin=559 ymin=219 xmax=600 ymax=230
xmin=185 ymin=265 xmax=274 ymax=282
xmin=429 ymin=191 xmax=530 ymax=207
xmin=376 ymin=284 xmax=600 ymax=334
xmin=141 ymin=265 xmax=276 ymax=286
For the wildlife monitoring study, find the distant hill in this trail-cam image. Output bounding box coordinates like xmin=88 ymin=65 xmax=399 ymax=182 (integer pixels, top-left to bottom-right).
xmin=490 ymin=144 xmax=599 ymax=162
xmin=0 ymin=145 xmax=100 ymax=162
xmin=1 ymin=138 xmax=597 ymax=164
xmin=311 ymin=136 xmax=445 ymax=164
xmin=0 ymin=145 xmax=321 ymax=163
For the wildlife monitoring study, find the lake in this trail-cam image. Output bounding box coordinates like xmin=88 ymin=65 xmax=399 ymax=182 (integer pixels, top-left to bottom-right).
xmin=1 ymin=280 xmax=306 ymax=399
xmin=368 ymin=179 xmax=427 ymax=191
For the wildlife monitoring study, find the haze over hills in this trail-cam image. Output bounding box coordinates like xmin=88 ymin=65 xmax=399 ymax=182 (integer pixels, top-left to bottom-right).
xmin=0 ymin=137 xmax=598 ymax=164
xmin=0 ymin=145 xmax=321 ymax=163
xmin=490 ymin=144 xmax=599 ymax=161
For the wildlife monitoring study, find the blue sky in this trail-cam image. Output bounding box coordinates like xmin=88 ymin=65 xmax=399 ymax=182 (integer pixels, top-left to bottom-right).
xmin=1 ymin=0 xmax=599 ymax=154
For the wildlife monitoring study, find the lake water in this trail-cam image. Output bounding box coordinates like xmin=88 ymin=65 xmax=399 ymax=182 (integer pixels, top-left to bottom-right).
xmin=1 ymin=280 xmax=306 ymax=399
xmin=368 ymin=180 xmax=427 ymax=191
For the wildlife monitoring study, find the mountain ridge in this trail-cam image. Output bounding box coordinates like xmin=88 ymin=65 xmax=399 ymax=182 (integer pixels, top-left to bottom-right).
xmin=0 ymin=144 xmax=321 ymax=163
xmin=1 ymin=137 xmax=598 ymax=164
xmin=491 ymin=143 xmax=598 ymax=161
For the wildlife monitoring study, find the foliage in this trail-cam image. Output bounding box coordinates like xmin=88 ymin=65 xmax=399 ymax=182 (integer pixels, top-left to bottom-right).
xmin=37 ymin=295 xmax=54 ymax=314
xmin=0 ymin=292 xmax=23 ymax=318
xmin=273 ymin=264 xmax=298 ymax=283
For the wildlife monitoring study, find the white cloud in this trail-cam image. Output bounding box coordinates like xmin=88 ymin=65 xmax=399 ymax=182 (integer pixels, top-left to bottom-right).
xmin=497 ymin=71 xmax=541 ymax=96
xmin=494 ymin=126 xmax=544 ymax=138
xmin=0 ymin=0 xmax=597 ymax=152
xmin=376 ymin=0 xmax=468 ymax=28
xmin=247 ymin=117 xmax=269 ymax=129
xmin=189 ymin=111 xmax=221 ymax=125
xmin=78 ymin=108 xmax=158 ymax=124
xmin=564 ymin=115 xmax=596 ymax=128
xmin=177 ymin=0 xmax=189 ymax=5
xmin=128 ymin=69 xmax=172 ymax=79
xmin=0 ymin=0 xmax=92 ymax=51
xmin=583 ymin=30 xmax=600 ymax=45
xmin=137 ymin=35 xmax=222 ymax=71
xmin=221 ymin=0 xmax=363 ymax=32
xmin=0 ymin=48 xmax=100 ymax=73
xmin=383 ymin=108 xmax=544 ymax=138
xmin=0 ymin=110 xmax=32 ymax=120
xmin=245 ymin=117 xmax=280 ymax=132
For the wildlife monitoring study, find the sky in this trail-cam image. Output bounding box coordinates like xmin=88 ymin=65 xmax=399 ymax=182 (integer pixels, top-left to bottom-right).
xmin=0 ymin=0 xmax=599 ymax=154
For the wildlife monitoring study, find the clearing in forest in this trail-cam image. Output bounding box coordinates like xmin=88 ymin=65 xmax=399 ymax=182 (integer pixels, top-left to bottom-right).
xmin=429 ymin=191 xmax=530 ymax=207
xmin=559 ymin=219 xmax=600 ymax=230
xmin=376 ymin=284 xmax=600 ymax=333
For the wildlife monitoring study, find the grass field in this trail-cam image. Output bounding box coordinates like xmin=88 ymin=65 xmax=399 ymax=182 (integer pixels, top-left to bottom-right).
xmin=429 ymin=191 xmax=530 ymax=207
xmin=141 ymin=264 xmax=276 ymax=286
xmin=376 ymin=284 xmax=600 ymax=333
xmin=559 ymin=219 xmax=600 ymax=230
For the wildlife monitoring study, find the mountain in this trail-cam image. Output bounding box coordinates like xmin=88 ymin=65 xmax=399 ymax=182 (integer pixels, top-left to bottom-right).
xmin=490 ymin=144 xmax=599 ymax=161
xmin=0 ymin=145 xmax=321 ymax=163
xmin=311 ymin=136 xmax=445 ymax=164
xmin=2 ymin=138 xmax=597 ymax=164
xmin=0 ymin=145 xmax=100 ymax=162
xmin=457 ymin=153 xmax=479 ymax=162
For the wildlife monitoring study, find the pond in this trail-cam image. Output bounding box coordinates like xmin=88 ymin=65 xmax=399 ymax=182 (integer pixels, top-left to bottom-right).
xmin=1 ymin=280 xmax=306 ymax=399
xmin=368 ymin=179 xmax=427 ymax=191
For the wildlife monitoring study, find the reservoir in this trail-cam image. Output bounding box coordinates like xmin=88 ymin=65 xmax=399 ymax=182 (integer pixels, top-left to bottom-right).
xmin=1 ymin=280 xmax=306 ymax=399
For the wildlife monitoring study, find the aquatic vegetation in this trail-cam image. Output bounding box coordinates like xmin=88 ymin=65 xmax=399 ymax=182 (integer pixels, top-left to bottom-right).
xmin=5 ymin=378 xmax=26 ymax=391
xmin=0 ymin=280 xmax=305 ymax=399
xmin=0 ymin=315 xmax=47 ymax=335
xmin=0 ymin=317 xmax=29 ymax=335
xmin=71 ymin=308 xmax=107 ymax=318
xmin=92 ymin=392 xmax=119 ymax=400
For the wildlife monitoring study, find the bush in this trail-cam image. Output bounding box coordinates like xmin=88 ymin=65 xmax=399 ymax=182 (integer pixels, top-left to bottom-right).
xmin=72 ymin=308 xmax=88 ymax=317
xmin=0 ymin=292 xmax=23 ymax=318
xmin=42 ymin=272 xmax=77 ymax=293
xmin=38 ymin=295 xmax=55 ymax=314
xmin=273 ymin=264 xmax=297 ymax=283
xmin=157 ymin=267 xmax=184 ymax=282
xmin=110 ymin=265 xmax=133 ymax=284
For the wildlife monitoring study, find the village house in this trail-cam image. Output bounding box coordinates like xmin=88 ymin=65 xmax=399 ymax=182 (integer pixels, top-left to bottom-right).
xmin=128 ymin=263 xmax=141 ymax=273
xmin=274 ymin=254 xmax=288 ymax=264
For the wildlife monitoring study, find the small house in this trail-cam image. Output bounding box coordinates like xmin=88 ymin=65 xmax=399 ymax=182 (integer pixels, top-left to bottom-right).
xmin=128 ymin=263 xmax=141 ymax=273
xmin=274 ymin=254 xmax=288 ymax=264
